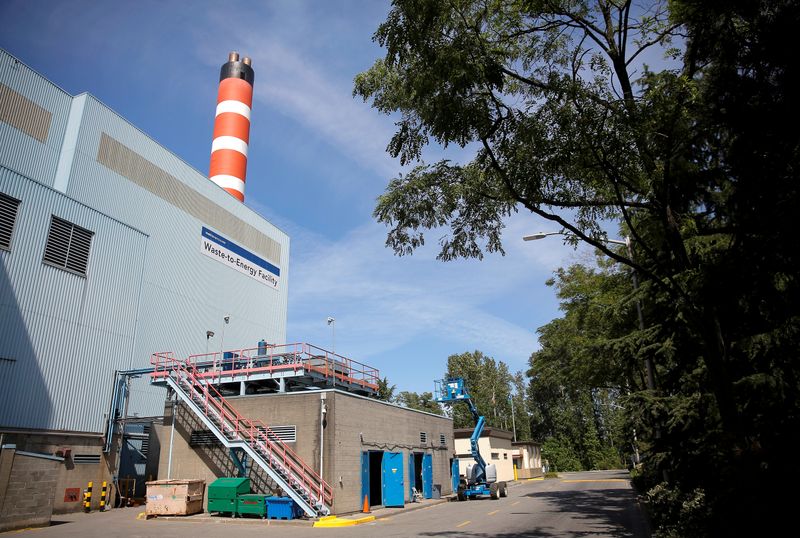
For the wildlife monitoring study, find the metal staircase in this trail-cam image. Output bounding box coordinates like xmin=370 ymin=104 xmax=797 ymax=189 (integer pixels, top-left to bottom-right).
xmin=150 ymin=352 xmax=332 ymax=517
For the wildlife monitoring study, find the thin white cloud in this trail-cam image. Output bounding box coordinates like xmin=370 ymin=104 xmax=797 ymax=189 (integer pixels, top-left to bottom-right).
xmin=286 ymin=211 xmax=592 ymax=377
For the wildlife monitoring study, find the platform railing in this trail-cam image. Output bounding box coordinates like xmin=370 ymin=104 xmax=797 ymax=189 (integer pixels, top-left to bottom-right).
xmin=180 ymin=343 xmax=380 ymax=390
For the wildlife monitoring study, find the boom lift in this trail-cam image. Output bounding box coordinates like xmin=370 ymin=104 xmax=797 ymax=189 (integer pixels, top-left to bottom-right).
xmin=435 ymin=378 xmax=508 ymax=500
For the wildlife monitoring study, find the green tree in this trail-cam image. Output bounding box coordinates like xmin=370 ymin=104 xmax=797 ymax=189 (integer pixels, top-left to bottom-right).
xmin=396 ymin=391 xmax=444 ymax=415
xmin=510 ymin=372 xmax=532 ymax=442
xmin=445 ymin=351 xmax=513 ymax=429
xmin=375 ymin=376 xmax=397 ymax=402
xmin=358 ymin=1 xmax=800 ymax=533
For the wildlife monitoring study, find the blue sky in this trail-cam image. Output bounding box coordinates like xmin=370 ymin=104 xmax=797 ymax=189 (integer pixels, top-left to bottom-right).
xmin=1 ymin=0 xmax=596 ymax=394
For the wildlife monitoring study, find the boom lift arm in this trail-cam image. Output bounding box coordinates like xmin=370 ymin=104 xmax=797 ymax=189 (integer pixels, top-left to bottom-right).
xmin=434 ymin=378 xmax=507 ymax=500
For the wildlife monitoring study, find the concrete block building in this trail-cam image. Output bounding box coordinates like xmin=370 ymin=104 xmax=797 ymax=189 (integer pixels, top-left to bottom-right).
xmin=157 ymin=388 xmax=454 ymax=515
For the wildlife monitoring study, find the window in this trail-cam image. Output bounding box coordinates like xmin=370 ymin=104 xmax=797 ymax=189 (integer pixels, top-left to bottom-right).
xmin=42 ymin=216 xmax=93 ymax=276
xmin=189 ymin=430 xmax=221 ymax=447
xmin=491 ymin=452 xmax=500 ymax=460
xmin=0 ymin=192 xmax=21 ymax=251
xmin=73 ymin=454 xmax=101 ymax=465
xmin=140 ymin=425 xmax=151 ymax=456
xmin=419 ymin=432 xmax=427 ymax=444
xmin=258 ymin=425 xmax=296 ymax=443
xmin=439 ymin=433 xmax=446 ymax=446
xmin=504 ymin=453 xmax=508 ymax=459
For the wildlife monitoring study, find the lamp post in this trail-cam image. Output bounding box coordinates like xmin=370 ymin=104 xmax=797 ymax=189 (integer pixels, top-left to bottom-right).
xmin=509 ymin=393 xmax=517 ymax=442
xmin=217 ymin=315 xmax=230 ymax=372
xmin=326 ymin=316 xmax=335 ymax=357
xmin=523 ymin=232 xmax=655 ymax=391
xmin=205 ymin=330 xmax=215 ymax=355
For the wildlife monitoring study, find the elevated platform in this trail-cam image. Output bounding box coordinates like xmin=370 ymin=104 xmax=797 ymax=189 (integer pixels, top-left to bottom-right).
xmin=150 ymin=343 xmax=379 ymax=397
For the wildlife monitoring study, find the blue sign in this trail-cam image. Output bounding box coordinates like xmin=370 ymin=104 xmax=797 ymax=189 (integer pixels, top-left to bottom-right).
xmin=201 ymin=226 xmax=280 ymax=289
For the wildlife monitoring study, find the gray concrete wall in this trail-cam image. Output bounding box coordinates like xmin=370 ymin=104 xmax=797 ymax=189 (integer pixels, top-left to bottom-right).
xmin=329 ymin=391 xmax=453 ymax=513
xmin=0 ymin=446 xmax=61 ymax=532
xmin=0 ymin=432 xmax=113 ymax=514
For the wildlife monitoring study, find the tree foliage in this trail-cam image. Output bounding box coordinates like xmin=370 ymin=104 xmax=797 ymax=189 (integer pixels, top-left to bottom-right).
xmin=375 ymin=376 xmax=397 ymax=402
xmin=358 ymin=0 xmax=800 ymax=534
xmin=396 ymin=391 xmax=444 ymax=415
xmin=445 ymin=351 xmax=516 ymax=430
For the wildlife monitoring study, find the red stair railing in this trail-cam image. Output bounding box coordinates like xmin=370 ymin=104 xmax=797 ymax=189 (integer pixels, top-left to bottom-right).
xmin=151 ymin=352 xmax=333 ymax=507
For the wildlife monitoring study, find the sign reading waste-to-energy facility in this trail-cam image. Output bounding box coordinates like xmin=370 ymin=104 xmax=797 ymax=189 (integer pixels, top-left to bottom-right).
xmin=201 ymin=226 xmax=280 ymax=289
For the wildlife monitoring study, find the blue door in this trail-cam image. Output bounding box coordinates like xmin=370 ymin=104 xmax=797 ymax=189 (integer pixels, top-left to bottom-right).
xmin=408 ymin=453 xmax=416 ymax=499
xmin=361 ymin=452 xmax=370 ymax=506
xmin=382 ymin=452 xmax=404 ymax=507
xmin=451 ymin=458 xmax=460 ymax=493
xmin=422 ymin=453 xmax=433 ymax=498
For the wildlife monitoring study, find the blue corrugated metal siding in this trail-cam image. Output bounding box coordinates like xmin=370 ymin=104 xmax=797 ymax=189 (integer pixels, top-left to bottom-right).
xmin=0 ymin=48 xmax=291 ymax=432
xmin=65 ymin=96 xmax=290 ymax=369
xmin=0 ymin=50 xmax=72 ymax=186
xmin=0 ymin=168 xmax=148 ymax=433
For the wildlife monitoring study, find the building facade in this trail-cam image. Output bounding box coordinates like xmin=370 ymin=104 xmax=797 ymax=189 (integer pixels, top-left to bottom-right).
xmin=0 ymin=48 xmax=288 ymax=512
xmin=156 ymin=389 xmax=454 ymax=515
xmin=454 ymin=427 xmax=516 ymax=482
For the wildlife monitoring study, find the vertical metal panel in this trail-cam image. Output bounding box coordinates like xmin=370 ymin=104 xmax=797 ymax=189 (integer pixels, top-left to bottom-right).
xmin=0 ymin=169 xmax=147 ymax=432
xmin=0 ymin=49 xmax=72 ymax=186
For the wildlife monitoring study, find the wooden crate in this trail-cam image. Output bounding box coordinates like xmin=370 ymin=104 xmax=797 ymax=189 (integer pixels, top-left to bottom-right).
xmin=145 ymin=479 xmax=205 ymax=516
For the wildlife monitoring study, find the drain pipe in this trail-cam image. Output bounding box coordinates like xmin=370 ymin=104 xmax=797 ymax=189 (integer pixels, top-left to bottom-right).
xmin=167 ymin=399 xmax=176 ymax=479
xmin=320 ymin=393 xmax=327 ymax=502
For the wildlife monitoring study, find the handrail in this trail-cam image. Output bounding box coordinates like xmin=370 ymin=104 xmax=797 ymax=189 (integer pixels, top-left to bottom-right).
xmin=180 ymin=343 xmax=380 ymax=389
xmin=150 ymin=352 xmax=333 ymax=506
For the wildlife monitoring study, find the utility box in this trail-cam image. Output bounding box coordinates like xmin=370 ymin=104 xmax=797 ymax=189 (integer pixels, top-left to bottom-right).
xmin=145 ymin=479 xmax=205 ymax=516
xmin=207 ymin=477 xmax=250 ymax=516
xmin=236 ymin=494 xmax=268 ymax=518
xmin=265 ymin=496 xmax=301 ymax=520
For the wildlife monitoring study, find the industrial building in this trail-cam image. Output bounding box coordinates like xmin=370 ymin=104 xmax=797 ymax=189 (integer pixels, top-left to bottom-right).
xmin=0 ymin=46 xmax=454 ymax=524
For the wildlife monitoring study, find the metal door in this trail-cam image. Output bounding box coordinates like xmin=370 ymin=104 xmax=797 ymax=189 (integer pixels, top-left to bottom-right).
xmin=361 ymin=452 xmax=370 ymax=506
xmin=382 ymin=451 xmax=404 ymax=507
xmin=422 ymin=453 xmax=433 ymax=498
xmin=408 ymin=453 xmax=416 ymax=499
xmin=451 ymin=457 xmax=460 ymax=493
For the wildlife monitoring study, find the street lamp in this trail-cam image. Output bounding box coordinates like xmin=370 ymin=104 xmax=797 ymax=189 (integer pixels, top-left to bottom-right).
xmin=326 ymin=316 xmax=335 ymax=357
xmin=509 ymin=393 xmax=517 ymax=442
xmin=523 ymin=232 xmax=655 ymax=391
xmin=522 ymin=231 xmax=564 ymax=241
xmin=205 ymin=330 xmax=215 ymax=354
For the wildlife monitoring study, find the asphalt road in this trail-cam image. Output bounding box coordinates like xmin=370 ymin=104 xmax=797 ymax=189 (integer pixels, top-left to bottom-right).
xmin=346 ymin=469 xmax=649 ymax=538
xmin=4 ymin=470 xmax=648 ymax=537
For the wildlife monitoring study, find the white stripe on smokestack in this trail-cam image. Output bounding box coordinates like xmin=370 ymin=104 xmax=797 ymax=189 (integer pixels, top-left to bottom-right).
xmin=209 ymin=51 xmax=254 ymax=203
xmin=211 ymin=136 xmax=249 ymax=156
xmin=209 ymin=175 xmax=246 ymax=192
xmin=216 ymin=100 xmax=251 ymax=120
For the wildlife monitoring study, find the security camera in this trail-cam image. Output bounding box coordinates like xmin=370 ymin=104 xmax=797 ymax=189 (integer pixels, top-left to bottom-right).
xmin=224 ymin=315 xmax=230 ymax=324
xmin=206 ymin=330 xmax=215 ymax=339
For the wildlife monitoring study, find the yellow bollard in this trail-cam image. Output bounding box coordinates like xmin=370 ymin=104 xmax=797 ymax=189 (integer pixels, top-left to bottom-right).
xmin=513 ymin=464 xmax=518 ymax=481
xmin=84 ymin=481 xmax=93 ymax=512
xmin=100 ymin=481 xmax=108 ymax=511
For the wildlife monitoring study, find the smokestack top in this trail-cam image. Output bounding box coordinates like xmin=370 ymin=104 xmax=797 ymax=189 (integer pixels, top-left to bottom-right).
xmin=219 ymin=52 xmax=254 ymax=85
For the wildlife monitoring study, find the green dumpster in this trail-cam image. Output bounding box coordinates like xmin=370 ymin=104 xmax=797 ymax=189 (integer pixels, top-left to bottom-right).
xmin=207 ymin=477 xmax=250 ymax=516
xmin=236 ymin=494 xmax=268 ymax=518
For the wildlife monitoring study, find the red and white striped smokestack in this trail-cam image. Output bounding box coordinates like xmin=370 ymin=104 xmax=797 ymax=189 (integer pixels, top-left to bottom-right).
xmin=209 ymin=51 xmax=254 ymax=202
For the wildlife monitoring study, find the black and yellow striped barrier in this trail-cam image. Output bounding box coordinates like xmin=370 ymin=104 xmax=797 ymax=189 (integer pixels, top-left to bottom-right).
xmin=84 ymin=481 xmax=93 ymax=512
xmin=100 ymin=481 xmax=108 ymax=511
